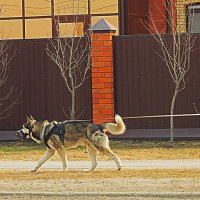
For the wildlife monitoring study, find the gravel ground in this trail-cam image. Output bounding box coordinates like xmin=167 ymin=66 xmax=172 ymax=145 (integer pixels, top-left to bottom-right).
xmin=0 ymin=196 xmax=165 ymax=200
xmin=1 ymin=159 xmax=200 ymax=200
xmin=1 ymin=178 xmax=200 ymax=200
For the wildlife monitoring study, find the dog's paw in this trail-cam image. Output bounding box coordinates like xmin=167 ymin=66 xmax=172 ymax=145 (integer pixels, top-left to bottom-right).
xmin=31 ymin=167 xmax=38 ymax=172
xmin=117 ymin=166 xmax=122 ymax=171
xmin=83 ymin=169 xmax=92 ymax=172
xmin=62 ymin=168 xmax=67 ymax=172
xmin=83 ymin=168 xmax=95 ymax=172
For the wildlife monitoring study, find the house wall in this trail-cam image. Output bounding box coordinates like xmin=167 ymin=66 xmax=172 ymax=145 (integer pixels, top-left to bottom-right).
xmin=147 ymin=0 xmax=200 ymax=34
xmin=148 ymin=0 xmax=179 ymax=34
xmin=1 ymin=0 xmax=189 ymax=38
xmin=177 ymin=0 xmax=200 ymax=32
xmin=148 ymin=0 xmax=167 ymax=33
xmin=0 ymin=0 xmax=119 ymax=39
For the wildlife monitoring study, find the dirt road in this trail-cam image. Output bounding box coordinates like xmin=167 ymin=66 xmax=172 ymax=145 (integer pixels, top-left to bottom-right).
xmin=1 ymin=178 xmax=200 ymax=199
xmin=1 ymin=160 xmax=200 ymax=199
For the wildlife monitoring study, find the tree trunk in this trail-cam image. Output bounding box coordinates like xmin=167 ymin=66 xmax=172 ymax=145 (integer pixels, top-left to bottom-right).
xmin=70 ymin=90 xmax=75 ymax=119
xmin=71 ymin=90 xmax=75 ymax=120
xmin=170 ymin=84 xmax=179 ymax=146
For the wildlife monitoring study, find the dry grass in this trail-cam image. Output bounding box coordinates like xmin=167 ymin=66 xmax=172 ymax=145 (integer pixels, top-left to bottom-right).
xmin=1 ymin=140 xmax=200 ymax=161
xmin=1 ymin=169 xmax=200 ymax=180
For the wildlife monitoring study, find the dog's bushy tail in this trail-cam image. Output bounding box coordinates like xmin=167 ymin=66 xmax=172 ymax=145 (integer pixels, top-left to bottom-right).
xmin=102 ymin=114 xmax=126 ymax=135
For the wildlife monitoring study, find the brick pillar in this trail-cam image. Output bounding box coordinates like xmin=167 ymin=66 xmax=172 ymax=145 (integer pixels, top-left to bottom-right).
xmin=90 ymin=19 xmax=116 ymax=124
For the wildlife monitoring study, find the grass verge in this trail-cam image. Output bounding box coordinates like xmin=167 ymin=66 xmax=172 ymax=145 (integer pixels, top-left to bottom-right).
xmin=1 ymin=139 xmax=200 ymax=160
xmin=1 ymin=169 xmax=200 ymax=180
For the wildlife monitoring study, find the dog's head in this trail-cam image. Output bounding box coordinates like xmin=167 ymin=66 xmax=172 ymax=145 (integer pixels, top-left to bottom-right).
xmin=17 ymin=115 xmax=36 ymax=141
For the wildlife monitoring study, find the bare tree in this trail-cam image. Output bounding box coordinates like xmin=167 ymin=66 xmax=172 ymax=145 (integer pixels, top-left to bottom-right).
xmin=146 ymin=1 xmax=196 ymax=146
xmin=0 ymin=0 xmax=21 ymax=120
xmin=46 ymin=0 xmax=91 ymax=119
xmin=0 ymin=33 xmax=20 ymax=119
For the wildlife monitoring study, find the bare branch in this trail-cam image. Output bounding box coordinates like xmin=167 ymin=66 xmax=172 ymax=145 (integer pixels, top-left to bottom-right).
xmin=46 ymin=0 xmax=91 ymax=119
xmin=144 ymin=0 xmax=197 ymax=146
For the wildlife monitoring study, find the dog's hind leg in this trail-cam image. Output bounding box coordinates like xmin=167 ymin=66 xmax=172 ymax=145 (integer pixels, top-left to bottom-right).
xmin=57 ymin=146 xmax=67 ymax=171
xmin=84 ymin=144 xmax=98 ymax=172
xmin=100 ymin=147 xmax=122 ymax=170
xmin=31 ymin=148 xmax=55 ymax=172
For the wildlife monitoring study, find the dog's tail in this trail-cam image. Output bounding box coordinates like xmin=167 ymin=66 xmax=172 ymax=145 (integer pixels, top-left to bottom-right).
xmin=102 ymin=114 xmax=126 ymax=135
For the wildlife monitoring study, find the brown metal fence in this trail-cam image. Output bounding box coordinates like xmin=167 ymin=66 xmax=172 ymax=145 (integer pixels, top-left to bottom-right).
xmin=0 ymin=38 xmax=92 ymax=131
xmin=113 ymin=34 xmax=200 ymax=130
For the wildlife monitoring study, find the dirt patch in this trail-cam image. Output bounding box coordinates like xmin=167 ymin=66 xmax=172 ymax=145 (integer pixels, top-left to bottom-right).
xmin=1 ymin=170 xmax=200 ymax=200
xmin=1 ymin=177 xmax=200 ymax=200
xmin=0 ymin=196 xmax=147 ymax=200
xmin=1 ymin=169 xmax=200 ymax=180
xmin=1 ymin=177 xmax=199 ymax=193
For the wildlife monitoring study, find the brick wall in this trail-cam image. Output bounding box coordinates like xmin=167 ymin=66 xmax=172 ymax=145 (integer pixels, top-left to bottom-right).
xmin=91 ymin=31 xmax=115 ymax=124
xmin=148 ymin=0 xmax=200 ymax=33
xmin=148 ymin=0 xmax=167 ymax=33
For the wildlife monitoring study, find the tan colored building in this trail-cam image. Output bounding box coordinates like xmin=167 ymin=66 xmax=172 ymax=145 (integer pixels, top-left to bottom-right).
xmin=177 ymin=0 xmax=200 ymax=32
xmin=0 ymin=0 xmax=158 ymax=39
xmin=0 ymin=0 xmax=199 ymax=39
xmin=0 ymin=0 xmax=119 ymax=39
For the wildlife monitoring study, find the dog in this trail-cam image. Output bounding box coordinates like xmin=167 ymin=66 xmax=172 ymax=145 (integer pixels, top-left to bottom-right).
xmin=17 ymin=115 xmax=126 ymax=172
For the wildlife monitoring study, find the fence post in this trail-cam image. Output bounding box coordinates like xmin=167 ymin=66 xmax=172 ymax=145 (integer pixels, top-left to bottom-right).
xmin=90 ymin=19 xmax=116 ymax=124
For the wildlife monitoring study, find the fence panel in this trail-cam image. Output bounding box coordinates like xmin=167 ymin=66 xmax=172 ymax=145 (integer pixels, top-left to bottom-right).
xmin=0 ymin=38 xmax=92 ymax=131
xmin=113 ymin=34 xmax=200 ymax=129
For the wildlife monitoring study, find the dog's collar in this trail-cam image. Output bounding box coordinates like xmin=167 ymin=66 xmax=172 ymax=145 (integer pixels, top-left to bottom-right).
xmin=40 ymin=121 xmax=50 ymax=143
xmin=24 ymin=124 xmax=33 ymax=133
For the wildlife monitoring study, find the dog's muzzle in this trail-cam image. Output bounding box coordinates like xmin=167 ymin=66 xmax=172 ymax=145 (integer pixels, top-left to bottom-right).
xmin=16 ymin=125 xmax=32 ymax=141
xmin=16 ymin=130 xmax=26 ymax=141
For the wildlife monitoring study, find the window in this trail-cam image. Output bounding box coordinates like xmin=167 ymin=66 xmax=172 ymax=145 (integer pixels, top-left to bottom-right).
xmin=91 ymin=0 xmax=118 ymax=14
xmin=25 ymin=19 xmax=52 ymax=38
xmin=25 ymin=0 xmax=51 ymax=16
xmin=54 ymin=0 xmax=88 ymax=15
xmin=0 ymin=0 xmax=22 ymax=18
xmin=0 ymin=0 xmax=120 ymax=39
xmin=90 ymin=0 xmax=118 ymax=32
xmin=53 ymin=15 xmax=89 ymax=37
xmin=0 ymin=19 xmax=22 ymax=39
xmin=59 ymin=22 xmax=83 ymax=37
xmin=188 ymin=4 xmax=200 ymax=33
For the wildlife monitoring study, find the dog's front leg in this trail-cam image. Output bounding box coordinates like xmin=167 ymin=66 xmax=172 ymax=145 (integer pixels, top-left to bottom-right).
xmin=31 ymin=148 xmax=55 ymax=172
xmin=84 ymin=144 xmax=98 ymax=172
xmin=57 ymin=146 xmax=68 ymax=171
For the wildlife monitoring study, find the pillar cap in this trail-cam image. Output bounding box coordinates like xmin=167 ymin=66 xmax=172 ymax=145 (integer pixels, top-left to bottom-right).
xmin=89 ymin=18 xmax=116 ymax=32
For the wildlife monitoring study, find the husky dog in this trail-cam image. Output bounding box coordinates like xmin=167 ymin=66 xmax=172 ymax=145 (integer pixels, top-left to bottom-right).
xmin=17 ymin=115 xmax=126 ymax=172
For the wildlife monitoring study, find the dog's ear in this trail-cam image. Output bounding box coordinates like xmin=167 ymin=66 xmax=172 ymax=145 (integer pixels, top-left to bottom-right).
xmin=29 ymin=115 xmax=36 ymax=125
xmin=29 ymin=115 xmax=35 ymax=120
xmin=27 ymin=116 xmax=30 ymax=122
xmin=27 ymin=115 xmax=35 ymax=123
